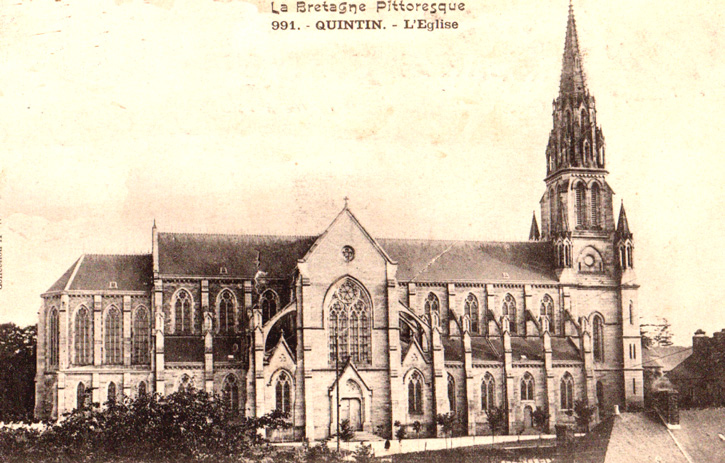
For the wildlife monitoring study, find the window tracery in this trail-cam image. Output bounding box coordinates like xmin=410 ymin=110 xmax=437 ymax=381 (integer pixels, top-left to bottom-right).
xmin=105 ymin=306 xmax=122 ymax=365
xmin=465 ymin=293 xmax=479 ymax=333
xmin=75 ymin=306 xmax=92 ymax=365
xmin=503 ymin=294 xmax=517 ymax=334
xmin=174 ymin=290 xmax=192 ymax=334
xmin=132 ymin=307 xmax=150 ymax=365
xmin=328 ymin=278 xmax=372 ymax=365
xmin=408 ymin=371 xmax=423 ymax=415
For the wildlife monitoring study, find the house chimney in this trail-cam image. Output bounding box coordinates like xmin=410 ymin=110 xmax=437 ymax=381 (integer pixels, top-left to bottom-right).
xmin=692 ymin=329 xmax=708 ymax=356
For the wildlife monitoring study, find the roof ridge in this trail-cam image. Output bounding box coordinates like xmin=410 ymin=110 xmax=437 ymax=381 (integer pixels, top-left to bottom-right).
xmin=379 ymin=237 xmax=546 ymax=245
xmin=159 ymin=231 xmax=318 ymax=240
xmin=84 ymin=253 xmax=152 ymax=257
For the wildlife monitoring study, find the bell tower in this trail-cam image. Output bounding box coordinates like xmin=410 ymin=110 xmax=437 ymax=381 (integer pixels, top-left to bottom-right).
xmin=539 ymin=2 xmax=616 ymax=275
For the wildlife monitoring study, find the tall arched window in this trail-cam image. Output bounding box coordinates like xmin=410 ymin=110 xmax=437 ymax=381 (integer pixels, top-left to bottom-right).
xmin=75 ymin=306 xmax=92 ymax=365
xmin=107 ymin=382 xmax=117 ymax=405
xmin=132 ymin=307 xmax=150 ymax=365
xmin=48 ymin=308 xmax=59 ymax=368
xmin=629 ymin=301 xmax=634 ymax=325
xmin=261 ymin=290 xmax=279 ymax=323
xmin=596 ymin=381 xmax=604 ymax=408
xmin=593 ymin=315 xmax=605 ymax=363
xmin=540 ymin=295 xmax=555 ymax=334
xmin=424 ymin=293 xmax=440 ymax=317
xmin=327 ymin=278 xmax=372 ymax=365
xmin=222 ymin=375 xmax=239 ymax=414
xmin=218 ymin=290 xmax=235 ymax=333
xmin=447 ymin=374 xmax=456 ymax=413
xmin=560 ymin=373 xmax=574 ymax=411
xmin=481 ymin=373 xmax=495 ymax=411
xmin=350 ymin=310 xmax=360 ymax=361
xmin=408 ymin=371 xmax=423 ymax=415
xmin=465 ymin=293 xmax=479 ymax=334
xmin=105 ymin=306 xmax=122 ymax=365
xmin=275 ymin=372 xmax=292 ymax=415
xmin=503 ymin=294 xmax=517 ymax=334
xmin=77 ymin=382 xmax=88 ymax=410
xmin=575 ymin=183 xmax=587 ymax=228
xmin=138 ymin=381 xmax=147 ymax=397
xmin=590 ymin=183 xmax=601 ymax=228
xmin=174 ymin=290 xmax=192 ymax=334
xmin=521 ymin=373 xmax=534 ymax=401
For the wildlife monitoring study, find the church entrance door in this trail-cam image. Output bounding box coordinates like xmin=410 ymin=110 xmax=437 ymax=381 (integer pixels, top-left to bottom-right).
xmin=341 ymin=398 xmax=363 ymax=431
xmin=524 ymin=405 xmax=533 ymax=428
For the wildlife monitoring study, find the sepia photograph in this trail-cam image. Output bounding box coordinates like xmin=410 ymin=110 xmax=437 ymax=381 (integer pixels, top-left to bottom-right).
xmin=0 ymin=0 xmax=723 ymax=461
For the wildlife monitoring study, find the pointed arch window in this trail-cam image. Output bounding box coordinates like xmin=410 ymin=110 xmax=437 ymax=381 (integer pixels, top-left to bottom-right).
xmin=261 ymin=290 xmax=279 ymax=323
xmin=174 ymin=290 xmax=192 ymax=334
xmin=540 ymin=294 xmax=555 ymax=334
xmin=575 ymin=183 xmax=587 ymax=228
xmin=424 ymin=293 xmax=440 ymax=317
xmin=560 ymin=373 xmax=574 ymax=411
xmin=503 ymin=294 xmax=517 ymax=334
xmin=105 ymin=306 xmax=122 ymax=365
xmin=77 ymin=382 xmax=89 ymax=410
xmin=590 ymin=183 xmax=601 ymax=228
xmin=629 ymin=301 xmax=634 ymax=325
xmin=408 ymin=371 xmax=423 ymax=415
xmin=75 ymin=306 xmax=93 ymax=365
xmin=328 ymin=278 xmax=372 ymax=365
xmin=48 ymin=308 xmax=59 ymax=368
xmin=593 ymin=315 xmax=605 ymax=363
xmin=465 ymin=294 xmax=479 ymax=334
xmin=107 ymin=382 xmax=117 ymax=405
xmin=138 ymin=381 xmax=147 ymax=397
xmin=521 ymin=373 xmax=534 ymax=401
xmin=218 ymin=290 xmax=235 ymax=334
xmin=132 ymin=307 xmax=150 ymax=365
xmin=447 ymin=374 xmax=456 ymax=413
xmin=275 ymin=372 xmax=292 ymax=415
xmin=481 ymin=373 xmax=495 ymax=411
xmin=222 ymin=375 xmax=239 ymax=414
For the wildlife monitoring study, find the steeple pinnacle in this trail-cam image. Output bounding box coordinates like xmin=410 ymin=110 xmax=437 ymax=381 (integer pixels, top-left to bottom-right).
xmin=616 ymin=201 xmax=632 ymax=238
xmin=560 ymin=1 xmax=587 ymax=97
xmin=529 ymin=211 xmax=540 ymax=241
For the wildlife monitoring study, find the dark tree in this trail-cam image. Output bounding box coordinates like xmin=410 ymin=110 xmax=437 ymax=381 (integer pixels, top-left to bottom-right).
xmin=0 ymin=323 xmax=37 ymax=422
xmin=572 ymin=399 xmax=596 ymax=432
xmin=640 ymin=318 xmax=674 ymax=349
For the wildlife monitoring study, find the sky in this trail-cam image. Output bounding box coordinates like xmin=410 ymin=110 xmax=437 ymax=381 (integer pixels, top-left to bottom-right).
xmin=0 ymin=0 xmax=723 ymax=345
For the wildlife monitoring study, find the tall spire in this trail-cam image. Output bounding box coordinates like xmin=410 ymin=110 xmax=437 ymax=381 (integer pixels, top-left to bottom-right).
xmin=616 ymin=201 xmax=632 ymax=238
xmin=560 ymin=1 xmax=587 ymax=97
xmin=529 ymin=212 xmax=540 ymax=241
xmin=544 ymin=1 xmax=605 ymax=177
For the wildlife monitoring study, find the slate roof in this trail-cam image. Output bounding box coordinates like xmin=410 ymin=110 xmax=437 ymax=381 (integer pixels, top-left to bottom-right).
xmin=642 ymin=345 xmax=692 ymax=372
xmin=378 ymin=239 xmax=557 ymax=283
xmin=46 ymin=254 xmax=152 ymax=292
xmin=47 ymin=229 xmax=559 ymax=293
xmin=442 ymin=336 xmax=580 ymax=362
xmin=551 ymin=337 xmax=583 ymax=362
xmin=165 ymin=336 xmax=204 ymax=363
xmin=157 ymin=232 xmax=318 ymax=278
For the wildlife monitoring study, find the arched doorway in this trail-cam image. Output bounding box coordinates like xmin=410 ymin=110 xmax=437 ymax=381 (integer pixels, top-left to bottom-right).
xmin=523 ymin=405 xmax=533 ymax=428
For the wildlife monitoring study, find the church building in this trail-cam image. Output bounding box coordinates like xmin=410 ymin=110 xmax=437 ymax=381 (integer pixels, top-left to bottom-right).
xmin=34 ymin=4 xmax=645 ymax=440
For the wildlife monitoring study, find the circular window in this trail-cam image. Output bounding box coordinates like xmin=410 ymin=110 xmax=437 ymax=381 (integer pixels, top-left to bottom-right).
xmin=342 ymin=245 xmax=355 ymax=262
xmin=584 ymin=254 xmax=595 ymax=267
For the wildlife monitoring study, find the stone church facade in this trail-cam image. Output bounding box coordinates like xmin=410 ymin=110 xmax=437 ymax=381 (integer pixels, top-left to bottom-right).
xmin=34 ymin=5 xmax=645 ymax=439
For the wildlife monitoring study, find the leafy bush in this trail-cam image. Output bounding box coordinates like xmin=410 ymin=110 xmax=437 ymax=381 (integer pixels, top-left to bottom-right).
xmin=0 ymin=388 xmax=289 ymax=463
